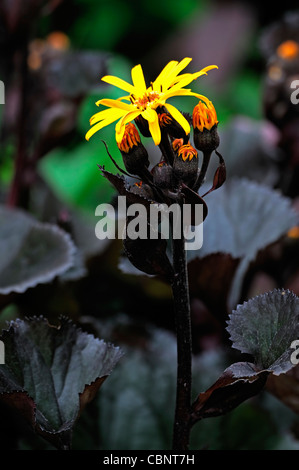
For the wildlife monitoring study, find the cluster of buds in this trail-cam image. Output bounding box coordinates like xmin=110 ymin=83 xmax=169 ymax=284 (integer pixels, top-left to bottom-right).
xmin=106 ymin=99 xmax=225 ymax=205
xmin=99 ymin=99 xmax=225 ymax=278
xmin=89 ymin=58 xmax=226 ymax=277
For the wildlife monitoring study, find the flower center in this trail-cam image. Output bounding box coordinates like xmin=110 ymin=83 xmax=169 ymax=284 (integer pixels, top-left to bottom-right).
xmin=131 ymin=91 xmax=161 ymax=110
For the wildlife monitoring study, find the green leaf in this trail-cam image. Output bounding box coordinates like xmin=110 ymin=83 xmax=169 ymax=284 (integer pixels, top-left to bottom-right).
xmin=0 ymin=316 xmax=123 ymax=449
xmin=227 ymin=289 xmax=299 ymax=374
xmin=0 ymin=206 xmax=75 ymax=295
xmin=189 ymin=178 xmax=297 ymax=309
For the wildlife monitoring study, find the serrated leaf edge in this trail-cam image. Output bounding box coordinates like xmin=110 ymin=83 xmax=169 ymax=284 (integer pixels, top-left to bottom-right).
xmin=0 ymin=223 xmax=76 ymax=295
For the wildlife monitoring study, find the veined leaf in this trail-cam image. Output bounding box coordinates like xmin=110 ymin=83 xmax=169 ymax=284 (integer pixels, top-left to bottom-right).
xmin=189 ymin=178 xmax=297 ymax=309
xmin=227 ymin=289 xmax=299 ymax=375
xmin=0 ymin=206 xmax=75 ymax=295
xmin=0 ymin=316 xmax=123 ymax=449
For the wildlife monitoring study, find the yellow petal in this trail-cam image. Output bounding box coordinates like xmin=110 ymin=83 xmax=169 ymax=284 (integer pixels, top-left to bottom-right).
xmin=101 ymin=75 xmax=136 ymax=94
xmin=163 ymin=88 xmax=210 ymax=104
xmin=164 ymin=58 xmax=192 ymax=87
xmin=152 ymin=60 xmax=179 ymax=90
xmin=90 ymin=107 xmax=125 ymax=125
xmin=96 ymin=98 xmax=133 ymax=111
xmin=116 ymin=95 xmax=131 ymax=101
xmin=85 ymin=110 xmax=126 ymax=140
xmin=173 ymin=57 xmax=193 ymax=75
xmin=174 ymin=65 xmax=218 ymax=83
xmin=197 ymin=64 xmax=218 ymax=75
xmin=147 ymin=113 xmax=161 ymax=145
xmin=169 ymin=74 xmax=201 ymax=90
xmin=115 ymin=110 xmax=142 ymax=142
xmin=164 ymin=103 xmax=190 ymax=135
xmin=141 ymin=107 xmax=157 ymax=123
xmin=169 ymin=65 xmax=218 ymax=90
xmin=131 ymin=64 xmax=147 ymax=93
xmin=186 ymin=64 xmax=218 ymax=82
xmin=162 ymin=88 xmax=193 ymax=100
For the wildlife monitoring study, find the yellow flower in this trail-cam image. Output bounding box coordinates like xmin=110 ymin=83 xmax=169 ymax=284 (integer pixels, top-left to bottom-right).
xmin=85 ymin=58 xmax=217 ymax=146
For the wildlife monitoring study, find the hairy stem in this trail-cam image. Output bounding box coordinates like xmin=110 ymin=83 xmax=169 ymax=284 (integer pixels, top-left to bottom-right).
xmin=171 ymin=217 xmax=192 ymax=450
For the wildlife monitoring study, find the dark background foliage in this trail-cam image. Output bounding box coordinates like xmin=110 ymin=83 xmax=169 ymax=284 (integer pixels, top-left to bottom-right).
xmin=1 ymin=0 xmax=299 ymax=450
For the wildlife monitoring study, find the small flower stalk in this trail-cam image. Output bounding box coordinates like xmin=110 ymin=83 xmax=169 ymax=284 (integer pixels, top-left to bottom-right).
xmin=86 ymin=58 xmax=226 ymax=451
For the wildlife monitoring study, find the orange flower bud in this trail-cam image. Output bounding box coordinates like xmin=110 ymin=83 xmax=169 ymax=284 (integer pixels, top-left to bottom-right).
xmin=193 ymin=101 xmax=219 ymax=152
xmin=173 ymin=143 xmax=198 ymax=186
xmin=193 ymin=100 xmax=218 ymax=132
xmin=117 ymin=123 xmax=150 ymax=177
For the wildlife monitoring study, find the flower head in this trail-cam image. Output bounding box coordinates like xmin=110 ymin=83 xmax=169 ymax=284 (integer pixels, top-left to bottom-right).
xmin=192 ymin=100 xmax=219 ymax=152
xmin=116 ymin=123 xmax=149 ymax=177
xmin=177 ymin=143 xmax=197 ymax=162
xmin=173 ymin=142 xmax=198 ymax=186
xmin=193 ymin=100 xmax=218 ymax=132
xmin=85 ymin=58 xmax=217 ymax=145
xmin=117 ymin=122 xmax=141 ymax=153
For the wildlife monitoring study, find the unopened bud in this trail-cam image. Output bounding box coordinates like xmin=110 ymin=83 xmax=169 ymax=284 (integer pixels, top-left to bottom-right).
xmin=193 ymin=100 xmax=219 ymax=152
xmin=134 ymin=114 xmax=151 ymax=138
xmin=173 ymin=143 xmax=198 ymax=186
xmin=172 ymin=138 xmax=184 ymax=152
xmin=117 ymin=123 xmax=150 ymax=176
xmin=158 ymin=110 xmax=189 ymax=140
xmin=152 ymin=161 xmax=174 ymax=189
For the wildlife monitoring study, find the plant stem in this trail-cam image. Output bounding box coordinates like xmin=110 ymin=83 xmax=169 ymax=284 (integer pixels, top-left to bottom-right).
xmin=159 ymin=131 xmax=175 ymax=166
xmin=7 ymin=39 xmax=30 ymax=208
xmin=171 ymin=216 xmax=192 ymax=450
xmin=194 ymin=150 xmax=212 ymax=192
